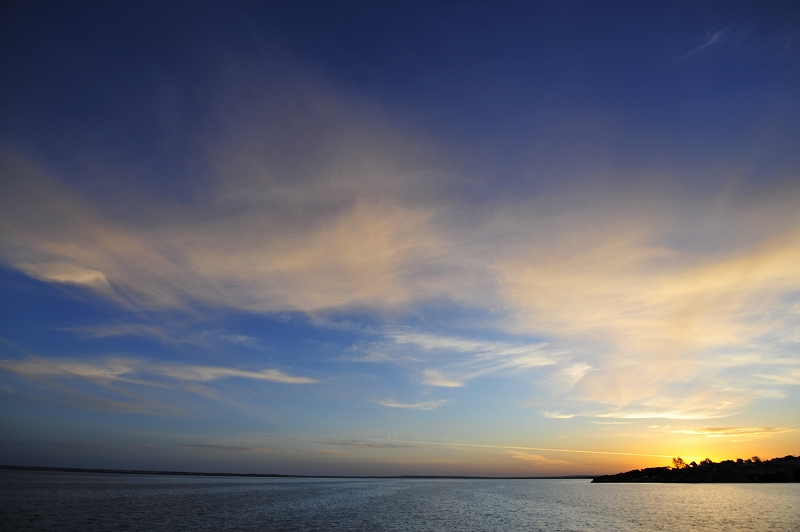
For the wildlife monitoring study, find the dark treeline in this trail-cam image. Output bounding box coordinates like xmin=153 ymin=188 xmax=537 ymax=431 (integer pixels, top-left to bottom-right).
xmin=593 ymin=455 xmax=800 ymax=483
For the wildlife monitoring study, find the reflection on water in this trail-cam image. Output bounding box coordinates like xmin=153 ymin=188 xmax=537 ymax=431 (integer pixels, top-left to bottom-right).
xmin=1 ymin=471 xmax=798 ymax=531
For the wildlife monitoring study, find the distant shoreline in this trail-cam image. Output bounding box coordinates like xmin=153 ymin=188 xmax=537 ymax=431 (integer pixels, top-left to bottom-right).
xmin=5 ymin=461 xmax=800 ymax=483
xmin=0 ymin=465 xmax=593 ymax=480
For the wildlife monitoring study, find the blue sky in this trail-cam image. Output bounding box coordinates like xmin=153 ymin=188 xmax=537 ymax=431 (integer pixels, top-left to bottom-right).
xmin=1 ymin=1 xmax=799 ymax=475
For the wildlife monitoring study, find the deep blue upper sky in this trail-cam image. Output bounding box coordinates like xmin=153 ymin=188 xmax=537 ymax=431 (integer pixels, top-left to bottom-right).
xmin=3 ymin=1 xmax=798 ymax=188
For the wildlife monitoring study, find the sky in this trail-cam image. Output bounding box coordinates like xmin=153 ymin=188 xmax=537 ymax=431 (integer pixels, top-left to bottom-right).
xmin=1 ymin=1 xmax=799 ymax=476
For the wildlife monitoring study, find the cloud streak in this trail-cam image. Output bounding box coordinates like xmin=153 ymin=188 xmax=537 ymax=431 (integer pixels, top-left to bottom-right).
xmin=181 ymin=444 xmax=269 ymax=452
xmin=0 ymin=357 xmax=318 ymax=385
xmin=382 ymin=330 xmax=558 ymax=388
xmin=362 ymin=439 xmax=675 ymax=459
xmin=669 ymin=427 xmax=794 ymax=438
xmin=506 ymin=451 xmax=571 ymax=466
xmin=324 ymin=439 xmax=418 ymax=449
xmin=421 ymin=369 xmax=464 ymax=388
xmin=377 ymin=399 xmax=448 ymax=410
xmin=673 ymin=29 xmax=728 ymax=63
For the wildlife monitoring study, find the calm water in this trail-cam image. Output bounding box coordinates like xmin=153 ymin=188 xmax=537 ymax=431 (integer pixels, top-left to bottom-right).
xmin=1 ymin=471 xmax=799 ymax=531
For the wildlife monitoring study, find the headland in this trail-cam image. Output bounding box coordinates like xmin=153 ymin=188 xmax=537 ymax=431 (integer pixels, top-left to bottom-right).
xmin=592 ymin=455 xmax=800 ymax=483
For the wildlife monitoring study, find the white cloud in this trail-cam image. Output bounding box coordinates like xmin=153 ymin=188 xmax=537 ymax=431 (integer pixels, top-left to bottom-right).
xmin=562 ymin=363 xmax=592 ymax=384
xmin=421 ymin=369 xmax=464 ymax=388
xmin=595 ymin=409 xmax=735 ymax=420
xmin=542 ymin=412 xmax=575 ymax=419
xmin=17 ymin=262 xmax=112 ymax=295
xmin=546 ymin=363 xmax=592 ymax=390
xmin=378 ymin=399 xmax=448 ymax=410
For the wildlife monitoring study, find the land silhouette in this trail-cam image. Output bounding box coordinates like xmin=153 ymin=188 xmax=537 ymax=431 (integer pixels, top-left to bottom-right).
xmin=593 ymin=455 xmax=800 ymax=483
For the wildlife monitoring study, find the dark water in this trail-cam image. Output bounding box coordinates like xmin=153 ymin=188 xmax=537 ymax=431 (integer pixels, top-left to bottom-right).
xmin=1 ymin=471 xmax=799 ymax=531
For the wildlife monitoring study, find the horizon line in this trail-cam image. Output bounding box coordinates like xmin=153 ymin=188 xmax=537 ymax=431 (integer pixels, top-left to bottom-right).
xmin=0 ymin=464 xmax=596 ymax=480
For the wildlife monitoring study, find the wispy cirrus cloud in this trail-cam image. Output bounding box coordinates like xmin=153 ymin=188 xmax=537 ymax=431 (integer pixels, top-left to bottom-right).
xmin=547 ymin=363 xmax=593 ymax=390
xmin=324 ymin=439 xmax=418 ymax=449
xmin=506 ymin=451 xmax=571 ymax=466
xmin=753 ymin=369 xmax=800 ymax=386
xmin=336 ymin=341 xmax=411 ymax=363
xmin=421 ymin=369 xmax=464 ymax=388
xmin=495 ymin=187 xmax=800 ymax=414
xmin=389 ymin=331 xmax=552 ymax=363
xmin=339 ymin=330 xmax=560 ymax=396
xmin=0 ymin=355 xmax=317 ymax=416
xmin=64 ymin=323 xmax=178 ymax=343
xmin=0 ymin=131 xmax=452 ymax=314
xmin=314 ymin=449 xmax=346 ymax=456
xmin=360 ymin=438 xmax=674 ymax=458
xmin=669 ymin=427 xmax=794 ymax=438
xmin=377 ymin=399 xmax=448 ymax=410
xmin=596 ymin=409 xmax=736 ymax=420
xmin=181 ymin=444 xmax=269 ymax=452
xmin=384 ymin=330 xmax=558 ymax=388
xmin=67 ymin=322 xmax=262 ymax=351
xmin=543 ymin=408 xmax=737 ymax=421
xmin=672 ymin=22 xmax=798 ymax=65
xmin=542 ymin=412 xmax=575 ymax=419
xmin=0 ymin=356 xmax=318 ymax=384
xmin=2 ymin=72 xmax=800 ymax=428
xmin=17 ymin=262 xmax=112 ymax=293
xmin=673 ymin=29 xmax=730 ymax=64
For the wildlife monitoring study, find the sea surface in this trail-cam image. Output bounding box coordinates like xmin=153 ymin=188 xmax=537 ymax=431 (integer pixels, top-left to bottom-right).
xmin=1 ymin=470 xmax=799 ymax=531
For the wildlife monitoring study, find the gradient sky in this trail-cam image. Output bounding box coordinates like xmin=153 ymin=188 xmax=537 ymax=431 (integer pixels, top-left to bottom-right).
xmin=1 ymin=1 xmax=799 ymax=476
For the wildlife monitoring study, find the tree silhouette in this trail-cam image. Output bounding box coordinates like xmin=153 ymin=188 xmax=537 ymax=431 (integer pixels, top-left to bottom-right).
xmin=671 ymin=457 xmax=688 ymax=469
